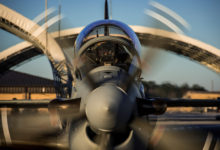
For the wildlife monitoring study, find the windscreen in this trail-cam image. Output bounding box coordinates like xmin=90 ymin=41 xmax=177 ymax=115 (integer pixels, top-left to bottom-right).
xmin=74 ymin=20 xmax=142 ymax=77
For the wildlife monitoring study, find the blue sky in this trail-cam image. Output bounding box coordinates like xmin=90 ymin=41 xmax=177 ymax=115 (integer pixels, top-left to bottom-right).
xmin=0 ymin=0 xmax=220 ymax=91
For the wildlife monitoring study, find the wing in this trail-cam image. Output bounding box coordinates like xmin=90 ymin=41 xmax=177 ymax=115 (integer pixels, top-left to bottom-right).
xmin=136 ymin=97 xmax=220 ymax=115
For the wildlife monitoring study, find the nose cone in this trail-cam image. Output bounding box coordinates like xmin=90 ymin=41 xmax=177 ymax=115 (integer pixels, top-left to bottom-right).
xmin=85 ymin=84 xmax=134 ymax=132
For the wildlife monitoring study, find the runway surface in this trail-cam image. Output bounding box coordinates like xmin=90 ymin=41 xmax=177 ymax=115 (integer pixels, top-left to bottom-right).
xmin=148 ymin=112 xmax=220 ymax=150
xmin=0 ymin=109 xmax=219 ymax=150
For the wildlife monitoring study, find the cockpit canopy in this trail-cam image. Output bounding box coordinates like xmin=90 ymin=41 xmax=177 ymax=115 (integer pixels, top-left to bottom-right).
xmin=74 ymin=20 xmax=141 ymax=78
xmin=83 ymin=25 xmax=130 ymax=41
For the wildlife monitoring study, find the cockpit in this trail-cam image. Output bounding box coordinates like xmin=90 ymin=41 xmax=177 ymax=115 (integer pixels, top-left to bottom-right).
xmin=85 ymin=40 xmax=130 ymax=66
xmin=74 ymin=20 xmax=142 ymax=78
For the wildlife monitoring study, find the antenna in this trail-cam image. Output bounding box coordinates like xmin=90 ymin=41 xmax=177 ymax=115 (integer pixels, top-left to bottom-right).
xmin=104 ymin=0 xmax=109 ymax=20
xmin=104 ymin=0 xmax=109 ymax=36
xmin=109 ymin=0 xmax=112 ymax=19
xmin=58 ymin=0 xmax=61 ymax=41
xmin=45 ymin=0 xmax=48 ymax=50
xmin=211 ymin=80 xmax=214 ymax=91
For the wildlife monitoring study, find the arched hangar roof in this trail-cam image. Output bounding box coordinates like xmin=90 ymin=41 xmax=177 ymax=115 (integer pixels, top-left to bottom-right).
xmin=1 ymin=26 xmax=220 ymax=74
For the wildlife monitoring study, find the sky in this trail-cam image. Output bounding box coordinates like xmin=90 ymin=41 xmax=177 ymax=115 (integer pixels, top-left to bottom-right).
xmin=0 ymin=0 xmax=220 ymax=91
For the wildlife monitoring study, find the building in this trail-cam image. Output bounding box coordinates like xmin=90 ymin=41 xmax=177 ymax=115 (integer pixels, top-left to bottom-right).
xmin=0 ymin=70 xmax=56 ymax=100
xmin=167 ymin=91 xmax=220 ymax=112
xmin=183 ymin=91 xmax=220 ymax=99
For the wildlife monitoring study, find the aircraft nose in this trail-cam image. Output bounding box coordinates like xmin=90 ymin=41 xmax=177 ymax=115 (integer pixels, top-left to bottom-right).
xmin=85 ymin=84 xmax=134 ymax=132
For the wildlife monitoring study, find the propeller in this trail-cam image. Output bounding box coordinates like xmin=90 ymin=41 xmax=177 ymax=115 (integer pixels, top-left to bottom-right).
xmin=0 ymin=98 xmax=83 ymax=148
xmin=129 ymin=117 xmax=155 ymax=149
xmin=97 ymin=133 xmax=112 ymax=150
xmin=12 ymin=98 xmax=82 ymax=142
xmin=2 ymin=0 xmax=217 ymax=150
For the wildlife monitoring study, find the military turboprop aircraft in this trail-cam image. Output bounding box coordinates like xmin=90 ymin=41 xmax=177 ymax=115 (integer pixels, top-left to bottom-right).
xmin=0 ymin=0 xmax=220 ymax=150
